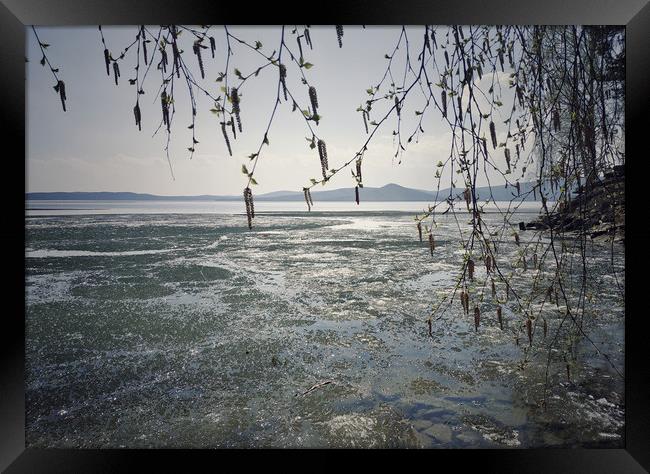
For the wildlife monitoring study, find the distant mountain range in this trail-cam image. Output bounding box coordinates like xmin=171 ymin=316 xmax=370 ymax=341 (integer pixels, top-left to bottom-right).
xmin=27 ymin=182 xmax=559 ymax=202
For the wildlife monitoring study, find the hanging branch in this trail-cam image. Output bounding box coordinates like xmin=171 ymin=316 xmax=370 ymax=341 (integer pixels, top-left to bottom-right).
xmin=32 ymin=27 xmax=66 ymax=111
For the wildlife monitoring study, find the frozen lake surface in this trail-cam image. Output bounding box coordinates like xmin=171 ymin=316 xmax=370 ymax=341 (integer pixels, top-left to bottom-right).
xmin=25 ymin=201 xmax=624 ymax=447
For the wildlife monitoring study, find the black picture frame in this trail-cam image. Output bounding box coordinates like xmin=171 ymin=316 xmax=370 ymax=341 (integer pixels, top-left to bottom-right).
xmin=2 ymin=1 xmax=648 ymax=471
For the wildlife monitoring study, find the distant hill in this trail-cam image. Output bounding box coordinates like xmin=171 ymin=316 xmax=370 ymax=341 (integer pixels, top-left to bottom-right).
xmin=262 ymin=183 xmax=435 ymax=202
xmin=27 ymin=182 xmax=560 ymax=202
xmin=25 ymin=191 xmax=236 ymax=201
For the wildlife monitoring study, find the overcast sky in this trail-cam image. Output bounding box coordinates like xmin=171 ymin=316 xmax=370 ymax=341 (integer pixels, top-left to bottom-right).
xmin=26 ymin=25 xmax=515 ymax=196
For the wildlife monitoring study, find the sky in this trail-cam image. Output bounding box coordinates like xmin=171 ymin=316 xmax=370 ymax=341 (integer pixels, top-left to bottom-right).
xmin=26 ymin=25 xmax=515 ymax=196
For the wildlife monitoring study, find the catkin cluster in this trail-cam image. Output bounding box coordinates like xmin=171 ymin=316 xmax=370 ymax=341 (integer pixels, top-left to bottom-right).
xmin=55 ymin=80 xmax=66 ymax=112
xmin=193 ymin=41 xmax=205 ymax=79
xmin=304 ymin=28 xmax=312 ymax=49
xmin=303 ymin=188 xmax=314 ymax=211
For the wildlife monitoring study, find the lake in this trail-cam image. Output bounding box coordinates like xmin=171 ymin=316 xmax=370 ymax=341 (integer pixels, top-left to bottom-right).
xmin=24 ymin=200 xmax=624 ymax=447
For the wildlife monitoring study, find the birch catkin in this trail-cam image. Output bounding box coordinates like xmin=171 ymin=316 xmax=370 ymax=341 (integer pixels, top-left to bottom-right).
xmin=490 ymin=121 xmax=497 ymax=149
xmin=221 ymin=122 xmax=232 ymax=156
xmin=133 ymin=102 xmax=141 ymax=131
xmin=193 ymin=41 xmax=205 ymax=79
xmin=303 ymin=188 xmax=311 ymax=211
xmin=159 ymin=47 xmax=168 ymax=73
xmin=460 ymin=290 xmax=470 ymax=315
xmin=279 ymin=64 xmax=288 ymax=101
xmin=317 ymin=140 xmax=328 ymax=179
xmin=441 ymin=91 xmax=447 ymax=118
xmin=304 ymin=28 xmax=312 ymax=49
xmin=56 ymin=81 xmax=66 ymax=112
xmin=142 ymin=26 xmax=148 ymax=65
xmin=113 ymin=61 xmax=120 ymax=85
xmin=309 ymin=86 xmax=319 ymax=114
xmin=244 ymin=187 xmax=254 ymax=229
xmin=161 ymin=91 xmax=170 ymax=131
xmin=335 ymin=25 xmax=344 ymax=47
xmin=231 ymin=88 xmax=242 ymax=132
xmin=103 ymin=49 xmax=110 ymax=75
